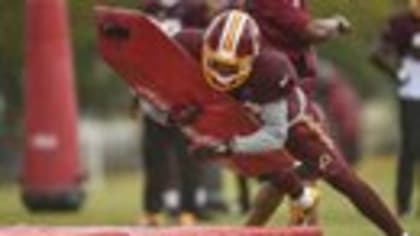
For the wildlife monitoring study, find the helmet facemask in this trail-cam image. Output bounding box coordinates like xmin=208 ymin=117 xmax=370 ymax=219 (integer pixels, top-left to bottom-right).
xmin=203 ymin=44 xmax=254 ymax=92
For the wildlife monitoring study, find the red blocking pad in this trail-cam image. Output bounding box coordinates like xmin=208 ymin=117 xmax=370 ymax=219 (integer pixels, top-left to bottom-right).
xmin=96 ymin=6 xmax=297 ymax=177
xmin=0 ymin=226 xmax=322 ymax=236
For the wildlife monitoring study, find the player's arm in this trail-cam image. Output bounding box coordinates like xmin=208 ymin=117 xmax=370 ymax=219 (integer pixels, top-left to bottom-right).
xmin=370 ymin=40 xmax=401 ymax=81
xmin=230 ymin=98 xmax=289 ymax=154
xmin=304 ymin=15 xmax=352 ymax=43
xmin=191 ymin=98 xmax=289 ymax=159
xmin=191 ymin=98 xmax=289 ymax=158
xmin=369 ymin=21 xmax=402 ymax=82
xmin=255 ymin=1 xmax=351 ymax=44
xmin=192 ymin=53 xmax=296 ymax=157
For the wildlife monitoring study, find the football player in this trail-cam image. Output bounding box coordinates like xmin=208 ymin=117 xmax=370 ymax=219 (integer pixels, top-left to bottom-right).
xmin=136 ymin=0 xmax=213 ymax=226
xmin=142 ymin=0 xmax=255 ymax=215
xmin=228 ymin=0 xmax=352 ymax=224
xmin=172 ymin=10 xmax=406 ymax=236
xmin=371 ymin=0 xmax=420 ymax=217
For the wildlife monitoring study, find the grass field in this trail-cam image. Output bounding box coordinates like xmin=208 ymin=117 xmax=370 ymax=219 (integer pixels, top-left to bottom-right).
xmin=0 ymin=157 xmax=419 ymax=236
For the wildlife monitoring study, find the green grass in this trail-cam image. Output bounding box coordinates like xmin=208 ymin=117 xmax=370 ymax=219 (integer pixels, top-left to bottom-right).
xmin=0 ymin=157 xmax=419 ymax=236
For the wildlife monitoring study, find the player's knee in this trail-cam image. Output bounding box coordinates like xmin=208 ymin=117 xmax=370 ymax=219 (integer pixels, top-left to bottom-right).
xmin=267 ymin=170 xmax=303 ymax=197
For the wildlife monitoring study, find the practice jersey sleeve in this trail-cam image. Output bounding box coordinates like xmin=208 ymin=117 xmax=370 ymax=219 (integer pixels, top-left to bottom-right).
xmin=379 ymin=13 xmax=411 ymax=57
xmin=381 ymin=18 xmax=400 ymax=47
xmin=231 ymin=98 xmax=289 ymax=154
xmin=250 ymin=0 xmax=311 ymax=43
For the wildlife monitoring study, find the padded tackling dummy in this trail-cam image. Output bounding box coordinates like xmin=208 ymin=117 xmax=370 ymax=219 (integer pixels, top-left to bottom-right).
xmin=95 ymin=6 xmax=298 ymax=177
xmin=22 ymin=0 xmax=84 ymax=211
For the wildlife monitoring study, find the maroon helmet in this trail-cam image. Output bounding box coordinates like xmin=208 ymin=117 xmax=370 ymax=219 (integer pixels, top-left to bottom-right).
xmin=202 ymin=10 xmax=261 ymax=91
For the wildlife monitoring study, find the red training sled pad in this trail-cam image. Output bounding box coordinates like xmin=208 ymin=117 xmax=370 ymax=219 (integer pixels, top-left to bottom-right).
xmin=95 ymin=6 xmax=296 ymax=177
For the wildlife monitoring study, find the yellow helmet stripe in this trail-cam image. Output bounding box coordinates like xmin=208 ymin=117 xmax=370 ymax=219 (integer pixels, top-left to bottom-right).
xmin=220 ymin=11 xmax=247 ymax=54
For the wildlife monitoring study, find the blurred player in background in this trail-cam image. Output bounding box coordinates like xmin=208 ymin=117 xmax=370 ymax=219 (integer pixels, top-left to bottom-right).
xmin=131 ymin=97 xmax=202 ymax=226
xmin=134 ymin=0 xmax=235 ymax=225
xmin=371 ymin=0 xmax=420 ymax=217
xmin=135 ymin=0 xmax=210 ymax=226
xmin=316 ymin=59 xmax=362 ymax=165
xmin=173 ymin=10 xmax=406 ymax=236
xmin=236 ymin=0 xmax=351 ymax=97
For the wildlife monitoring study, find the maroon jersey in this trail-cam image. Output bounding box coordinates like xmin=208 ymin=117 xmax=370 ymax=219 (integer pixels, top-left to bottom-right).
xmin=175 ymin=26 xmax=359 ymax=195
xmin=245 ymin=0 xmax=317 ymax=94
xmin=175 ymin=29 xmax=298 ymax=105
xmin=142 ymin=0 xmax=211 ymax=28
xmin=381 ymin=11 xmax=420 ymax=58
xmin=248 ymin=0 xmax=311 ymax=53
xmin=175 ymin=29 xmax=349 ymax=180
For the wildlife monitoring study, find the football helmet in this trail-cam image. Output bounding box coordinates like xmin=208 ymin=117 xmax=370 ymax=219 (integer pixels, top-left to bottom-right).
xmin=202 ymin=10 xmax=260 ymax=92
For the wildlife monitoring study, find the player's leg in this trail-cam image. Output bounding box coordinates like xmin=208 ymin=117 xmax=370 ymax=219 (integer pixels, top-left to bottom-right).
xmin=141 ymin=117 xmax=169 ymax=226
xmin=287 ymin=116 xmax=405 ymax=236
xmin=410 ymin=100 xmax=420 ymax=217
xmin=245 ymin=168 xmax=318 ymax=226
xmin=288 ymin=180 xmax=320 ymax=226
xmin=245 ymin=182 xmax=284 ymax=226
xmin=323 ymin=159 xmax=404 ymax=236
xmin=202 ymin=163 xmax=228 ymax=213
xmin=237 ymin=175 xmax=251 ymax=214
xmin=171 ymin=127 xmax=202 ymax=225
xmin=416 ymin=163 xmax=420 ymax=217
xmin=245 ymin=169 xmax=301 ymax=226
xmin=288 ymin=102 xmax=325 ymax=226
xmin=396 ymin=100 xmax=417 ymax=216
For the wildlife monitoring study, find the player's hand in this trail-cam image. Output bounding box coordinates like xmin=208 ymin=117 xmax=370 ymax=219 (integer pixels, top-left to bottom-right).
xmin=333 ymin=15 xmax=352 ymax=34
xmin=190 ymin=141 xmax=233 ymax=160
